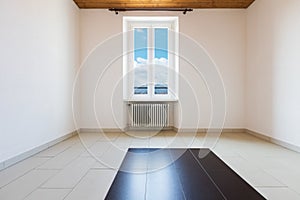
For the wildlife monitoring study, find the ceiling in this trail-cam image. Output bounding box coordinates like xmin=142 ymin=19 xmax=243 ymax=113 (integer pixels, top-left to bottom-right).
xmin=73 ymin=0 xmax=256 ymax=9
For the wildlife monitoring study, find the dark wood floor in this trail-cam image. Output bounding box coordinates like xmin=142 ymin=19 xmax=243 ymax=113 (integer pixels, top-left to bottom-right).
xmin=105 ymin=148 xmax=266 ymax=200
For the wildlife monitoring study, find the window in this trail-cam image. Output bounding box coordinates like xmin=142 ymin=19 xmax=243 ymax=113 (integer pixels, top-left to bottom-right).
xmin=154 ymin=28 xmax=169 ymax=95
xmin=134 ymin=28 xmax=148 ymax=95
xmin=123 ymin=17 xmax=178 ymax=101
xmin=133 ymin=28 xmax=169 ymax=95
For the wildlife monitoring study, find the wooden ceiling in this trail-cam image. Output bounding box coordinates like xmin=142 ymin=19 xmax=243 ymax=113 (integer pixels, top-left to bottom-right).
xmin=73 ymin=0 xmax=256 ymax=9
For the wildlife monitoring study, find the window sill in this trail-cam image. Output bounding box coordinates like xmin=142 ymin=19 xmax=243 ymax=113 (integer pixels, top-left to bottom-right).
xmin=124 ymin=98 xmax=178 ymax=103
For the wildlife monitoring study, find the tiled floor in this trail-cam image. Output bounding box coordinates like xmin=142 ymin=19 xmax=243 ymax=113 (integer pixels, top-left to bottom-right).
xmin=1 ymin=131 xmax=300 ymax=200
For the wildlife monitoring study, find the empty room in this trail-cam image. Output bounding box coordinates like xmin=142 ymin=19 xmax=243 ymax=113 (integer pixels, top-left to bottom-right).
xmin=1 ymin=0 xmax=300 ymax=199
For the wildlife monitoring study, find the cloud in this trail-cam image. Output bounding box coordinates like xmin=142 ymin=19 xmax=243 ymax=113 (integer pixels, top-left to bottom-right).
xmin=135 ymin=57 xmax=168 ymax=65
xmin=136 ymin=57 xmax=148 ymax=64
xmin=154 ymin=57 xmax=168 ymax=65
xmin=133 ymin=56 xmax=169 ymax=86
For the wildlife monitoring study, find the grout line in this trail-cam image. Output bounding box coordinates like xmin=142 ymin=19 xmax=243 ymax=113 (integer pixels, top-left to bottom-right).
xmin=189 ymin=149 xmax=228 ymax=200
xmin=22 ymin=169 xmax=60 ymax=200
xmin=166 ymin=149 xmax=187 ymax=200
xmin=61 ymin=167 xmax=95 ymax=200
xmin=88 ymin=168 xmax=117 ymax=171
xmin=0 ymin=168 xmax=34 ymax=190
xmin=144 ymin=168 xmax=148 ymax=200
xmin=37 ymin=146 xmax=85 ymax=173
xmin=0 ymin=157 xmax=50 ymax=189
xmin=37 ymin=187 xmax=74 ymax=189
xmin=255 ymin=186 xmax=289 ymax=188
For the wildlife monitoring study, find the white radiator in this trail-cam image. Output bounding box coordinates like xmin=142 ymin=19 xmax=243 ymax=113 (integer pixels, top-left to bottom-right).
xmin=129 ymin=103 xmax=170 ymax=128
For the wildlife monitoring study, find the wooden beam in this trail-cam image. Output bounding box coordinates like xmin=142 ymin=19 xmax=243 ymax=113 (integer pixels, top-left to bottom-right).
xmin=73 ymin=0 xmax=255 ymax=9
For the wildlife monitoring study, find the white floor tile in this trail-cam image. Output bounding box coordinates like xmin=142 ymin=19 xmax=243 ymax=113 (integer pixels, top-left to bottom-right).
xmin=130 ymin=138 xmax=149 ymax=148
xmin=0 ymin=170 xmax=57 ymax=200
xmin=257 ymin=155 xmax=300 ymax=172
xmin=78 ymin=133 xmax=109 ymax=147
xmin=149 ymin=136 xmax=167 ymax=148
xmin=96 ymin=145 xmax=127 ymax=169
xmin=90 ymin=160 xmax=108 ymax=169
xmin=110 ymin=136 xmax=132 ymax=151
xmin=84 ymin=132 xmax=119 ymax=142
xmin=257 ymin=187 xmax=300 ymax=200
xmin=212 ymin=144 xmax=240 ymax=156
xmin=0 ymin=157 xmax=49 ymax=188
xmin=220 ymin=156 xmax=258 ymax=172
xmin=0 ymin=163 xmax=4 ymax=171
xmin=41 ymin=157 xmax=96 ymax=189
xmin=246 ymin=156 xmax=288 ymax=171
xmin=267 ymin=169 xmax=300 ymax=194
xmin=240 ymin=170 xmax=285 ymax=187
xmin=35 ymin=137 xmax=79 ymax=157
xmin=180 ymin=132 xmax=199 ymax=146
xmin=80 ymin=141 xmax=113 ymax=157
xmin=64 ymin=169 xmax=117 ymax=200
xmin=164 ymin=136 xmax=187 ymax=148
xmin=126 ymin=131 xmax=155 ymax=139
xmin=189 ymin=138 xmax=205 ymax=148
xmin=24 ymin=189 xmax=71 ymax=200
xmin=38 ymin=146 xmax=84 ymax=169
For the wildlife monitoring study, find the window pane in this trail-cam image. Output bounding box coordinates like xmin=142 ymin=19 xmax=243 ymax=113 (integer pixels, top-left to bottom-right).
xmin=154 ymin=28 xmax=168 ymax=95
xmin=134 ymin=28 xmax=148 ymax=95
xmin=134 ymin=66 xmax=148 ymax=94
xmin=155 ymin=28 xmax=168 ymax=59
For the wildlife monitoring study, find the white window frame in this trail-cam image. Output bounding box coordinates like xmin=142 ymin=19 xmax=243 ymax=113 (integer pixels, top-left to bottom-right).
xmin=123 ymin=17 xmax=179 ymax=101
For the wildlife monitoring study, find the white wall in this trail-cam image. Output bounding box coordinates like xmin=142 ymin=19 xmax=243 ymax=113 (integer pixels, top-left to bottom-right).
xmin=79 ymin=11 xmax=123 ymax=129
xmin=79 ymin=10 xmax=246 ymax=129
xmin=246 ymin=0 xmax=300 ymax=146
xmin=178 ymin=10 xmax=246 ymax=129
xmin=0 ymin=0 xmax=80 ymax=162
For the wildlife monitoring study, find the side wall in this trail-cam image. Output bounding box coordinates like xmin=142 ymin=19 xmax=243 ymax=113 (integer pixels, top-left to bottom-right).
xmin=0 ymin=0 xmax=80 ymax=164
xmin=246 ymin=0 xmax=300 ymax=146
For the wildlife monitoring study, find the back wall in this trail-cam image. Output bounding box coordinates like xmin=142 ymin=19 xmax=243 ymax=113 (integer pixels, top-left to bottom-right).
xmin=79 ymin=9 xmax=246 ymax=130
